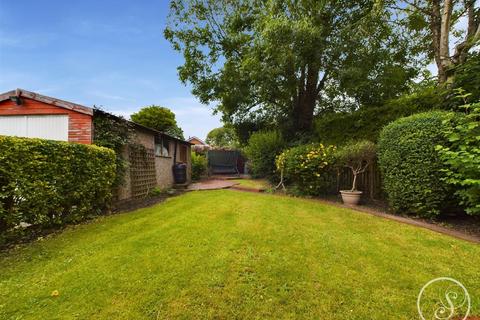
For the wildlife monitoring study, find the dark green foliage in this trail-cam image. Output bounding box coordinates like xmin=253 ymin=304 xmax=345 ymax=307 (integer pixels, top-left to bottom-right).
xmin=244 ymin=131 xmax=285 ymax=179
xmin=93 ymin=110 xmax=134 ymax=188
xmin=191 ymin=152 xmax=207 ymax=181
xmin=0 ymin=136 xmax=116 ymax=243
xmin=276 ymin=144 xmax=337 ymax=196
xmin=231 ymin=119 xmax=274 ymax=146
xmin=378 ymin=112 xmax=455 ymax=217
xmin=437 ymin=101 xmax=480 ymax=215
xmin=314 ymin=87 xmax=445 ymax=145
xmin=93 ymin=110 xmax=134 ymax=151
xmin=445 ymin=54 xmax=480 ymax=108
xmin=131 ymin=105 xmax=184 ymax=139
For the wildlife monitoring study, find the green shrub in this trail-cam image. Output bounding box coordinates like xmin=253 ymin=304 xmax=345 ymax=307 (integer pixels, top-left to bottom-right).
xmin=0 ymin=136 xmax=116 ymax=241
xmin=436 ymin=101 xmax=480 ymax=215
xmin=276 ymin=143 xmax=337 ymax=196
xmin=378 ymin=111 xmax=455 ymax=217
xmin=148 ymin=187 xmax=164 ymax=196
xmin=245 ymin=130 xmax=285 ymax=179
xmin=191 ymin=152 xmax=207 ymax=181
xmin=335 ymin=140 xmax=376 ymax=191
xmin=314 ymin=87 xmax=445 ymax=145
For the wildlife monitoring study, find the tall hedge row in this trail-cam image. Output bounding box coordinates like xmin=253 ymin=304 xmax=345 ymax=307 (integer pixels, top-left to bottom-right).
xmin=0 ymin=136 xmax=116 ymax=241
xmin=378 ymin=112 xmax=455 ymax=217
xmin=314 ymin=87 xmax=444 ymax=145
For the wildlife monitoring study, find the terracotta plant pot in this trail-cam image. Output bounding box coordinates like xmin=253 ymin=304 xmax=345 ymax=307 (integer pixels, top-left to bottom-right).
xmin=340 ymin=190 xmax=362 ymax=205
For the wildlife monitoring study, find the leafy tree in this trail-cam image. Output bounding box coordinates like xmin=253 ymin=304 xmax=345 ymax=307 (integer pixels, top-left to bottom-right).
xmin=385 ymin=0 xmax=480 ymax=83
xmin=165 ymin=0 xmax=420 ymax=136
xmin=449 ymin=54 xmax=480 ymax=105
xmin=130 ymin=105 xmax=184 ymax=139
xmin=206 ymin=126 xmax=238 ymax=147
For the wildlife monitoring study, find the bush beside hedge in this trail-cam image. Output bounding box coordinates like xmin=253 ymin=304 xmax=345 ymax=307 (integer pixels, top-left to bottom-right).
xmin=245 ymin=130 xmax=285 ymax=179
xmin=0 ymin=136 xmax=116 ymax=242
xmin=437 ymin=102 xmax=480 ymax=215
xmin=378 ymin=111 xmax=455 ymax=217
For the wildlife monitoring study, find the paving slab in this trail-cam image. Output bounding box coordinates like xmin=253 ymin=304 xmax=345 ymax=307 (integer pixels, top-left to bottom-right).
xmin=187 ymin=179 xmax=239 ymax=191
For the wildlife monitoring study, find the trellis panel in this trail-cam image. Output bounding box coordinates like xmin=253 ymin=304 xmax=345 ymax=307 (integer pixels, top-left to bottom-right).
xmin=129 ymin=146 xmax=157 ymax=198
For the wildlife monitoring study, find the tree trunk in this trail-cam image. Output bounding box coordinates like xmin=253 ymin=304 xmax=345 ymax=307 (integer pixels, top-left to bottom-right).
xmin=430 ymin=0 xmax=480 ymax=83
xmin=293 ymin=91 xmax=317 ymax=132
xmin=352 ymin=173 xmax=357 ymax=192
xmin=439 ymin=0 xmax=453 ymax=83
xmin=430 ymin=0 xmax=444 ymax=82
xmin=292 ymin=65 xmax=322 ymax=132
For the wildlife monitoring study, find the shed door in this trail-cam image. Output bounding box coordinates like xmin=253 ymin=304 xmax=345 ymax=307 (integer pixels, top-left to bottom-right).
xmin=0 ymin=115 xmax=69 ymax=141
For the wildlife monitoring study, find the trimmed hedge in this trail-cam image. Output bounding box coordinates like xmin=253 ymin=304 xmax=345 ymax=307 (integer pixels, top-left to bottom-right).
xmin=276 ymin=143 xmax=337 ymax=196
xmin=378 ymin=112 xmax=454 ymax=217
xmin=314 ymin=87 xmax=445 ymax=145
xmin=0 ymin=136 xmax=116 ymax=242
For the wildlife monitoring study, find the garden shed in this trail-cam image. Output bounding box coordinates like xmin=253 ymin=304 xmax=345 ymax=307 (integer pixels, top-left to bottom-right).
xmin=109 ymin=115 xmax=193 ymax=200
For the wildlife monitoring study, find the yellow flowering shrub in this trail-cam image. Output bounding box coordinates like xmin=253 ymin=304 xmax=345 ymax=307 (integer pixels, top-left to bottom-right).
xmin=276 ymin=143 xmax=337 ymax=195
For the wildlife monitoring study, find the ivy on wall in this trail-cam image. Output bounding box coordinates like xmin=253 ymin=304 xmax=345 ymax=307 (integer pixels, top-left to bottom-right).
xmin=93 ymin=108 xmax=136 ymax=189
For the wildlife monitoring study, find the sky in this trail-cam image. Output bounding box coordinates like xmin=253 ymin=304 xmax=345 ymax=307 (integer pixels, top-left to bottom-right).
xmin=0 ymin=0 xmax=222 ymax=140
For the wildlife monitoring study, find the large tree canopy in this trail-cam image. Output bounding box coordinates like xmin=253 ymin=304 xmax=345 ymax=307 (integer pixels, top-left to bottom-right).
xmin=165 ymin=0 xmax=420 ymax=136
xmin=131 ymin=105 xmax=184 ymax=139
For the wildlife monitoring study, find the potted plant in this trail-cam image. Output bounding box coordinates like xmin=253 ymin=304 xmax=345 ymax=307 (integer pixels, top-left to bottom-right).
xmin=336 ymin=140 xmax=376 ymax=205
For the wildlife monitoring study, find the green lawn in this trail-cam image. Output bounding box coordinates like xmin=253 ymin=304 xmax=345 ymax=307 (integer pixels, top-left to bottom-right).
xmin=1 ymin=190 xmax=479 ymax=319
xmin=231 ymin=178 xmax=270 ymax=190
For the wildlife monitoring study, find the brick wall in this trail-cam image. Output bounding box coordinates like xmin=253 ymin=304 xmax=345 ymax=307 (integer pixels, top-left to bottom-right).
xmin=0 ymin=97 xmax=92 ymax=144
